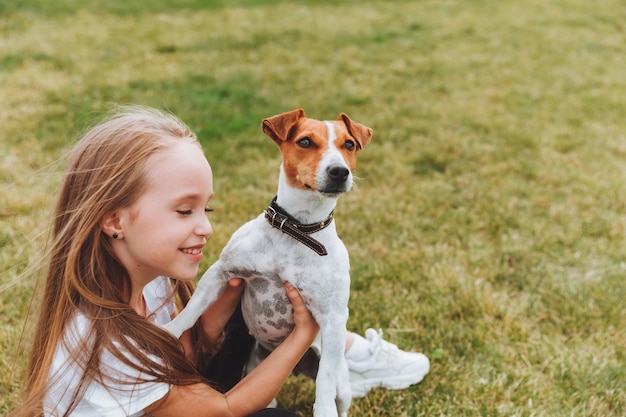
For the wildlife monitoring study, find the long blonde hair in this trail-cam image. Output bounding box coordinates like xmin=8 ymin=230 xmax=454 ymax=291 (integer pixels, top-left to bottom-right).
xmin=13 ymin=106 xmax=206 ymax=417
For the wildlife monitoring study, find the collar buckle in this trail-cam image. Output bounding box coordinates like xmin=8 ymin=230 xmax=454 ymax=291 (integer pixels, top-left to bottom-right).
xmin=263 ymin=196 xmax=333 ymax=256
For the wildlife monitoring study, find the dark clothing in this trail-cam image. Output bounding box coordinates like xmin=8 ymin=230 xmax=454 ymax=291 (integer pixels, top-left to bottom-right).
xmin=202 ymin=303 xmax=299 ymax=417
xmin=202 ymin=302 xmax=255 ymax=392
xmin=250 ymin=409 xmax=300 ymax=417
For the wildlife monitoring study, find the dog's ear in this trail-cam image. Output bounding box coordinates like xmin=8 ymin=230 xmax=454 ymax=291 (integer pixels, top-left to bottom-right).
xmin=262 ymin=108 xmax=306 ymax=143
xmin=338 ymin=113 xmax=372 ymax=151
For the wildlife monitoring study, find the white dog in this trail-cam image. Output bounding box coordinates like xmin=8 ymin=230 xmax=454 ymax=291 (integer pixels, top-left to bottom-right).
xmin=164 ymin=108 xmax=372 ymax=417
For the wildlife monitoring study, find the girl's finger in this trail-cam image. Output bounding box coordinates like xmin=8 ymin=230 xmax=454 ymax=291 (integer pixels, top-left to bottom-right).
xmin=284 ymin=281 xmax=304 ymax=306
xmin=229 ymin=277 xmax=244 ymax=287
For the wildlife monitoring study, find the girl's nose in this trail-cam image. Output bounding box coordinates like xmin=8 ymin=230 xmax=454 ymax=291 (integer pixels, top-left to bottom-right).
xmin=197 ymin=214 xmax=213 ymax=239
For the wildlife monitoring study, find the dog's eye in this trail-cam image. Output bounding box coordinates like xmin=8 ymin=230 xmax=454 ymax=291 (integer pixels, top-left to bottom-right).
xmin=344 ymin=140 xmax=356 ymax=151
xmin=297 ymin=137 xmax=313 ymax=148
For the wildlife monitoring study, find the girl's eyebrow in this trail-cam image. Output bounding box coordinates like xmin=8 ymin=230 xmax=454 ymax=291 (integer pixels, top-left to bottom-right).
xmin=172 ymin=192 xmax=214 ymax=204
xmin=175 ymin=194 xmax=200 ymax=201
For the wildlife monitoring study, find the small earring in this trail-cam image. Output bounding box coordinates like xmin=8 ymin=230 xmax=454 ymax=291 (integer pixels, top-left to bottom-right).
xmin=112 ymin=233 xmax=119 ymax=239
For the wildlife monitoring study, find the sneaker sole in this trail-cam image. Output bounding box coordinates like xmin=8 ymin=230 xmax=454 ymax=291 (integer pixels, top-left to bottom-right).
xmin=350 ymin=371 xmax=429 ymax=398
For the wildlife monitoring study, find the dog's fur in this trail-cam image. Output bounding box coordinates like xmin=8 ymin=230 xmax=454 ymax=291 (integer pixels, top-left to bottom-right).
xmin=164 ymin=108 xmax=372 ymax=417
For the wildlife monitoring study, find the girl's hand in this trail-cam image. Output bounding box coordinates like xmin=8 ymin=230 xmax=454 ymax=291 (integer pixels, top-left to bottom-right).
xmin=151 ymin=281 xmax=320 ymax=417
xmin=284 ymin=281 xmax=319 ymax=346
xmin=223 ymin=277 xmax=245 ymax=301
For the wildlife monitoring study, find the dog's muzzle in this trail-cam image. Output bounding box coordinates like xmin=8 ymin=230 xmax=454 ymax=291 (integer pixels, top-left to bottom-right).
xmin=319 ymin=164 xmax=352 ymax=195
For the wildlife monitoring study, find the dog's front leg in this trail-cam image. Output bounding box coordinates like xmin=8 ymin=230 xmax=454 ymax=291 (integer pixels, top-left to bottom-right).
xmin=313 ymin=308 xmax=351 ymax=417
xmin=162 ymin=262 xmax=228 ymax=338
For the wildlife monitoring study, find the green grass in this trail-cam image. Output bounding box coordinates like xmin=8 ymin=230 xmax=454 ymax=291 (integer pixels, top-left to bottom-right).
xmin=1 ymin=0 xmax=625 ymax=415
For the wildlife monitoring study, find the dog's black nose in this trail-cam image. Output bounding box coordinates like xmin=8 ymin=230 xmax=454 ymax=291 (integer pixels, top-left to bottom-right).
xmin=327 ymin=165 xmax=350 ymax=183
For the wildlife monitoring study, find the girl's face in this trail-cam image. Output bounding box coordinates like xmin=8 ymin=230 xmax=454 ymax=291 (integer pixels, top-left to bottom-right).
xmin=113 ymin=141 xmax=214 ymax=287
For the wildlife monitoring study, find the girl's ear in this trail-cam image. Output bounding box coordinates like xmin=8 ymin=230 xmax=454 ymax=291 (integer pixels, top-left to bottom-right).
xmin=101 ymin=211 xmax=123 ymax=239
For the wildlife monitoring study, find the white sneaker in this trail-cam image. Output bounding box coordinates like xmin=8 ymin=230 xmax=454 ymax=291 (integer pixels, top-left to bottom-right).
xmin=347 ymin=328 xmax=430 ymax=398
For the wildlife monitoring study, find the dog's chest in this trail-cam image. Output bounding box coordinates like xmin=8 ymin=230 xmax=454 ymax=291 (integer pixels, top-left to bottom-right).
xmin=240 ymin=274 xmax=294 ymax=350
xmin=228 ymin=217 xmax=351 ymax=351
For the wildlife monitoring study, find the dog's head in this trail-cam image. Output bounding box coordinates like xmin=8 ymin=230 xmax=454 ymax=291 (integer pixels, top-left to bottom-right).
xmin=262 ymin=108 xmax=372 ymax=196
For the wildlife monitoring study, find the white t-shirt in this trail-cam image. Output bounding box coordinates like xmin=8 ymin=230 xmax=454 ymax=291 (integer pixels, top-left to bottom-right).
xmin=44 ymin=276 xmax=176 ymax=417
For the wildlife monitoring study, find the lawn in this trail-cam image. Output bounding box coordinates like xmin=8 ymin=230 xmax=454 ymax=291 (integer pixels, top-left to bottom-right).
xmin=1 ymin=0 xmax=625 ymax=415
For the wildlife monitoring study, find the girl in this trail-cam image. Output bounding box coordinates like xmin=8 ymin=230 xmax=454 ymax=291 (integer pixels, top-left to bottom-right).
xmin=12 ymin=106 xmax=319 ymax=417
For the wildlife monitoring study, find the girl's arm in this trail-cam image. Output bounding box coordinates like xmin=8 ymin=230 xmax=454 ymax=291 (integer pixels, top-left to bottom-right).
xmin=145 ymin=281 xmax=319 ymax=417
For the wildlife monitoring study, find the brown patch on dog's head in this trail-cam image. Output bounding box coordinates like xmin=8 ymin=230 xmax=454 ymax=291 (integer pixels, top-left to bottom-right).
xmin=261 ymin=109 xmax=372 ymax=193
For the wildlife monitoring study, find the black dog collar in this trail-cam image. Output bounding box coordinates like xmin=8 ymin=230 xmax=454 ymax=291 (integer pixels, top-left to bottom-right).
xmin=264 ymin=196 xmax=334 ymax=256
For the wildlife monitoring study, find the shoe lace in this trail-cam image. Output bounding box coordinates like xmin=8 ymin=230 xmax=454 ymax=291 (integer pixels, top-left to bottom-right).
xmin=368 ymin=329 xmax=400 ymax=363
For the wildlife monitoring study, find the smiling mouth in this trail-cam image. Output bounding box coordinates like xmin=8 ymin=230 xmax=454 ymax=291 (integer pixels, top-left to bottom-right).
xmin=181 ymin=248 xmax=203 ymax=255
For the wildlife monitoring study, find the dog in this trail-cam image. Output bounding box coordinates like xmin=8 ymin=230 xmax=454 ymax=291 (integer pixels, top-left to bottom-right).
xmin=163 ymin=108 xmax=372 ymax=417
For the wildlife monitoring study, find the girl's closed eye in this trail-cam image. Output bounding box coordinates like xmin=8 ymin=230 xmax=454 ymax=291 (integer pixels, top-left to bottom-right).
xmin=176 ymin=208 xmax=213 ymax=216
